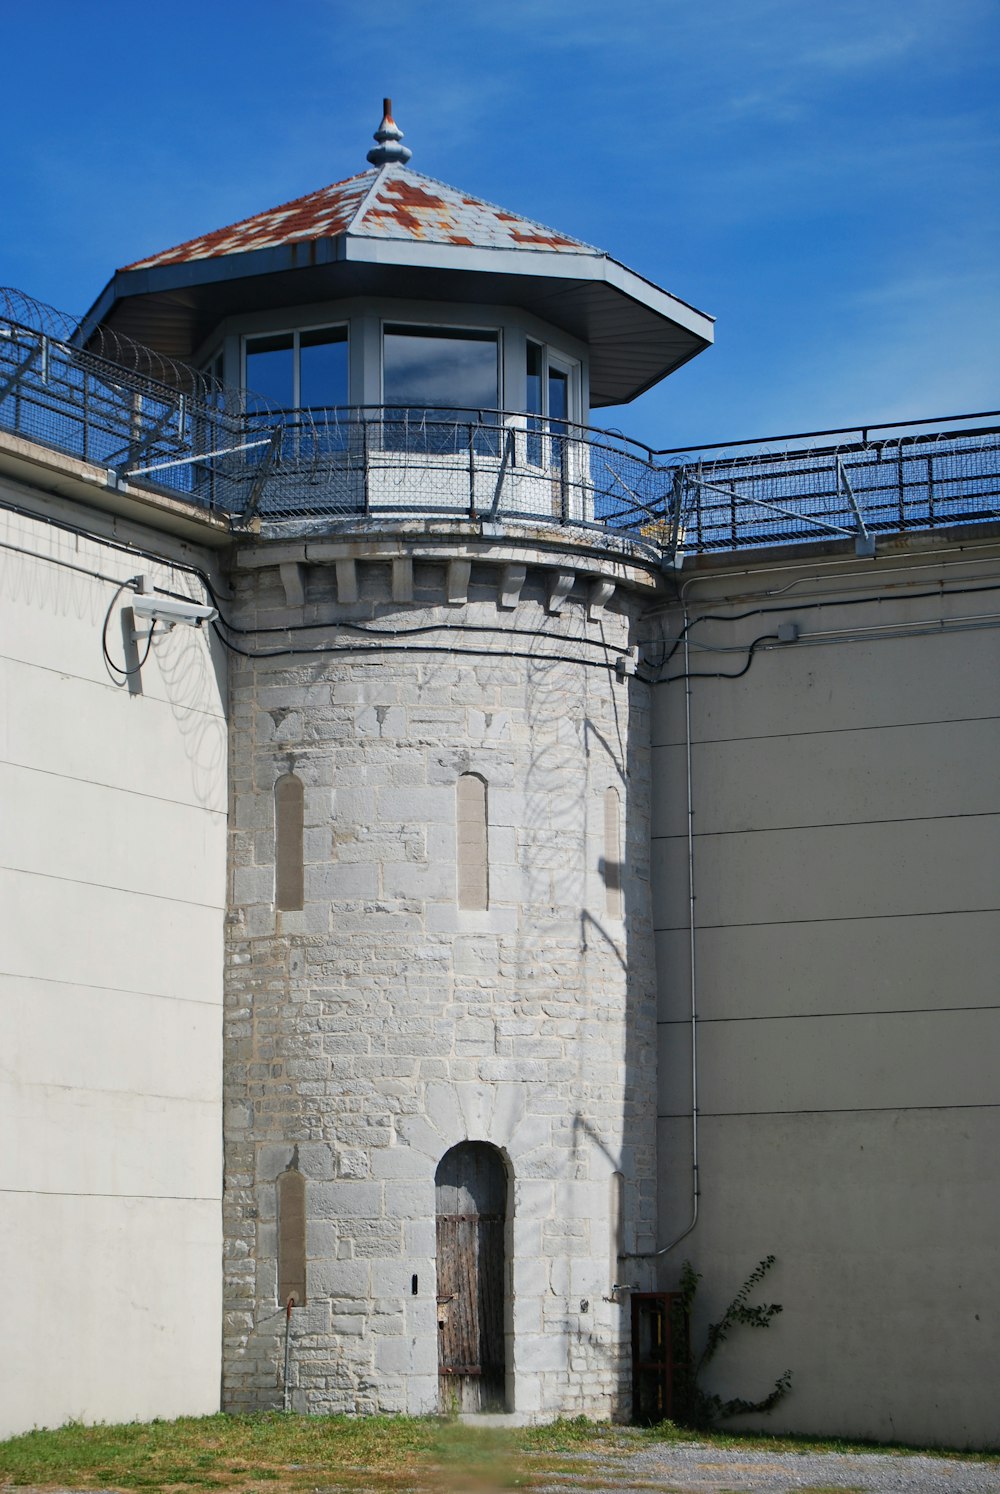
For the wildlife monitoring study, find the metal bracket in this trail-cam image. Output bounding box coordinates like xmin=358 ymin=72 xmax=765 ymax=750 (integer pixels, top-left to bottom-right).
xmin=837 ymin=457 xmax=876 ymax=555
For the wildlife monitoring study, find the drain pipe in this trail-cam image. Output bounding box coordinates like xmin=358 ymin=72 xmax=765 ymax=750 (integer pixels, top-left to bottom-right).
xmin=624 ymin=601 xmax=700 ymax=1260
xmin=282 ymin=1297 xmax=294 ymax=1411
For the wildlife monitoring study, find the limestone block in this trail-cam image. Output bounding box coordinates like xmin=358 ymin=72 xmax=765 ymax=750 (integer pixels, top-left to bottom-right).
xmin=588 ymin=579 xmax=616 ymax=620
xmin=546 ymin=570 xmax=576 ymax=613
xmin=406 ymin=1375 xmax=440 ymax=1413
xmin=392 ymin=558 xmax=413 ymax=603
xmin=513 ymin=1255 xmax=551 ymax=1297
xmin=307 ymin=864 xmax=378 ymax=900
xmin=498 ymin=563 xmax=527 ymax=609
xmin=396 ymin=1113 xmax=448 ymax=1157
xmin=309 ymin=1182 xmax=382 ymax=1219
xmin=308 ymin=1259 xmax=371 ymax=1299
xmin=378 ymin=1183 xmax=431 ymax=1227
xmin=422 ymin=1082 xmax=466 ymax=1143
xmin=233 ymin=866 xmax=274 ymax=905
xmin=329 ymin=1313 xmax=366 ymax=1336
xmin=451 ymin=1082 xmax=493 ymax=1140
xmin=490 ymin=1083 xmax=527 ymax=1144
xmin=375 ymin=1336 xmax=419 ymax=1374
xmin=369 ymin=1258 xmax=421 ymax=1301
xmin=381 ymin=861 xmax=456 ymax=901
xmin=279 ymin=563 xmax=306 ymax=608
xmin=446 ymin=559 xmax=472 ymax=605
xmin=403 ymin=1218 xmax=436 ymax=1257
xmin=377 ymin=787 xmax=454 ymax=824
xmin=335 ymin=559 xmax=358 ymax=604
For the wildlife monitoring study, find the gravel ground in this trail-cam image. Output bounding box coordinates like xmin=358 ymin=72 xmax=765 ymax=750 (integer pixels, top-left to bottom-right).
xmin=531 ymin=1440 xmax=1000 ymax=1494
xmin=5 ymin=1446 xmax=999 ymax=1494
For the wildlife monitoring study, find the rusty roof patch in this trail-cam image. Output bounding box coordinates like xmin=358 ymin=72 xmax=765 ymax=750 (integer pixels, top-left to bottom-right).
xmin=378 ymin=178 xmax=448 ymax=210
xmin=120 ymin=164 xmax=599 ymax=272
xmin=122 ymin=171 xmax=375 ymax=270
xmin=510 ymin=229 xmax=581 ymax=248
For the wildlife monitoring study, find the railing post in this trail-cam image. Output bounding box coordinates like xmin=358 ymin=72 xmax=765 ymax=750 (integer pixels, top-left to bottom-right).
xmin=837 ymin=455 xmax=875 ymax=556
xmin=362 ymin=416 xmax=370 ymax=515
xmin=695 ymin=462 xmax=704 ymax=551
xmin=468 ymin=422 xmax=477 ymax=520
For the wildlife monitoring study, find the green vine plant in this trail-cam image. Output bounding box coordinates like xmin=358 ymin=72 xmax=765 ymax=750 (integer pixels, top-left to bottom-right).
xmin=674 ymin=1255 xmax=793 ymax=1430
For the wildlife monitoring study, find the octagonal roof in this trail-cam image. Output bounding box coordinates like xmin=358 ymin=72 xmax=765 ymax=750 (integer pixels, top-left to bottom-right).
xmin=122 ymin=165 xmax=596 ymax=270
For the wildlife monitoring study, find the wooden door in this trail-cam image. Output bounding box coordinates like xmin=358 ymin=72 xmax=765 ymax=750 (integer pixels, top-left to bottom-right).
xmin=631 ymin=1291 xmax=689 ymax=1424
xmin=435 ymin=1143 xmax=506 ymax=1412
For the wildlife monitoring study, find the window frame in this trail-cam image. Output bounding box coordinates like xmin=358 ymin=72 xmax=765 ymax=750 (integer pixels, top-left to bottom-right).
xmin=525 ymin=338 xmax=581 ymax=470
xmin=242 ymin=322 xmax=350 ymax=411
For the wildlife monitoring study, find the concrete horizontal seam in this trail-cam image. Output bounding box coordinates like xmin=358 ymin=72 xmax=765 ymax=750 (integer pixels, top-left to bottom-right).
xmin=0 ymin=756 xmax=228 ymax=817
xmin=0 ymin=1185 xmax=221 ymax=1201
xmin=654 ymin=905 xmax=1000 ymax=931
xmin=0 ymin=862 xmax=227 ymax=911
xmin=657 ymin=1002 xmax=1000 ymax=1024
xmin=0 ymin=968 xmax=223 ymax=1007
xmin=6 ymin=1078 xmax=221 ymax=1105
xmin=0 ymin=648 xmax=228 ymax=720
xmin=651 ymin=709 xmax=1000 ymax=750
xmin=651 ymin=809 xmax=1000 ymax=840
xmin=657 ymin=1101 xmax=1000 ymax=1118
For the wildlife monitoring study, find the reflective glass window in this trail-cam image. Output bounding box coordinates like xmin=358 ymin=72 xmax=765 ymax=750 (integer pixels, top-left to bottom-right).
xmin=244 ymin=327 xmax=348 ymax=411
xmin=246 ymin=333 xmax=294 ymax=408
xmin=526 ymin=341 xmax=543 ymax=415
xmin=548 ymin=367 xmax=568 ymax=431
xmin=383 ymin=326 xmax=499 ymax=413
xmin=300 ymin=327 xmax=348 ymax=409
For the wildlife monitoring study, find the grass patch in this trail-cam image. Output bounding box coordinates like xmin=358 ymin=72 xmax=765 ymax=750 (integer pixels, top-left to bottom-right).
xmin=0 ymin=1414 xmax=997 ymax=1493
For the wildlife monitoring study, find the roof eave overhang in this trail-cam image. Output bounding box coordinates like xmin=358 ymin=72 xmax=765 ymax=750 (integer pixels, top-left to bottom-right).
xmin=80 ymin=235 xmax=714 ymax=406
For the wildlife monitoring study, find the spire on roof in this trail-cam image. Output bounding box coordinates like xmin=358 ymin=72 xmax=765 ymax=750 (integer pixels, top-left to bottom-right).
xmin=366 ymin=98 xmax=412 ymax=166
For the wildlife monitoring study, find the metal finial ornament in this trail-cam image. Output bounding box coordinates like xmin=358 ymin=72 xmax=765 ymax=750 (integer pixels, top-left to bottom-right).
xmin=366 ymin=98 xmax=412 ymax=166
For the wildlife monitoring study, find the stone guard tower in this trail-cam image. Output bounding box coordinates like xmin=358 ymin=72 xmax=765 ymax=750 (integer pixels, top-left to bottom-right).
xmin=88 ymin=103 xmax=713 ymax=1418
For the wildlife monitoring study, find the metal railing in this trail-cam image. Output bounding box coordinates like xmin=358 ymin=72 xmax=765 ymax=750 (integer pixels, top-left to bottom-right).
xmin=1 ymin=289 xmax=998 ymax=559
xmin=661 ymin=417 xmax=1000 ymax=557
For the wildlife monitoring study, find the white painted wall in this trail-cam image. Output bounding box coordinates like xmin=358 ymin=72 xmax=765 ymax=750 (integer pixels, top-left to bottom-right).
xmin=650 ymin=536 xmax=1000 ymax=1447
xmin=0 ymin=474 xmax=227 ymax=1437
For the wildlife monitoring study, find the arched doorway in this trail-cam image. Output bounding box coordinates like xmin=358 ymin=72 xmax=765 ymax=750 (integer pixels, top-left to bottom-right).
xmin=435 ymin=1141 xmax=507 ymax=1412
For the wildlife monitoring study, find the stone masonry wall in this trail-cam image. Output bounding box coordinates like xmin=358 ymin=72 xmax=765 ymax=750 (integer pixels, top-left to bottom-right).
xmin=223 ymin=536 xmax=659 ymax=1419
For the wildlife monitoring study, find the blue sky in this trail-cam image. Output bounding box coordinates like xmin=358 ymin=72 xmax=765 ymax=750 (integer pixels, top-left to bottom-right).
xmin=3 ymin=0 xmax=997 ymax=448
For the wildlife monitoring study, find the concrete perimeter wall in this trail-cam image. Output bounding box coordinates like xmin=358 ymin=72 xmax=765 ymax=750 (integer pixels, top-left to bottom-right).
xmin=651 ymin=531 xmax=1000 ymax=1447
xmin=0 ymin=458 xmax=228 ymax=1437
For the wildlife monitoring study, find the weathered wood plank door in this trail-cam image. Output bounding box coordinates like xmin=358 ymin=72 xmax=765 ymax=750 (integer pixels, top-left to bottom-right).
xmin=435 ymin=1142 xmax=506 ymax=1412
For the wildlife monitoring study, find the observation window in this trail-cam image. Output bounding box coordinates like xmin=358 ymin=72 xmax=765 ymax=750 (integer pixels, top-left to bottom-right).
xmin=384 ymin=325 xmax=498 ymax=413
xmin=383 ymin=324 xmax=500 ymax=455
xmin=526 ymin=340 xmax=575 ymax=468
xmin=244 ymin=326 xmax=348 ymax=410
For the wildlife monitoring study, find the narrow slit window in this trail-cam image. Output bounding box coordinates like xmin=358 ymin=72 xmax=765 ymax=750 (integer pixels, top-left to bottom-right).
xmin=277 ymin=1167 xmax=307 ymax=1307
xmin=457 ymin=773 xmax=488 ymax=910
xmin=604 ymin=787 xmax=622 ymax=919
xmin=274 ymin=773 xmax=304 ymax=911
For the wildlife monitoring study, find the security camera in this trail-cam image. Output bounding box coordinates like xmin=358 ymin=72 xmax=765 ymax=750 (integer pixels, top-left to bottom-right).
xmin=131 ymin=594 xmax=219 ymax=628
